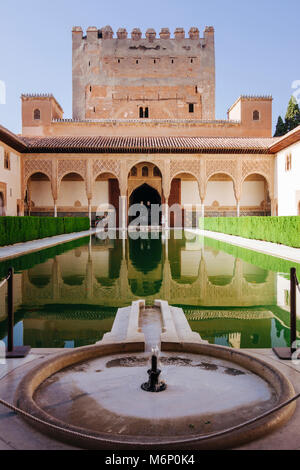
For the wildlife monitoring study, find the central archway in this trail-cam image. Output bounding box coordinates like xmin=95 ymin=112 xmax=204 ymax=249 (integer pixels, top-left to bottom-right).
xmin=129 ymin=183 xmax=162 ymax=226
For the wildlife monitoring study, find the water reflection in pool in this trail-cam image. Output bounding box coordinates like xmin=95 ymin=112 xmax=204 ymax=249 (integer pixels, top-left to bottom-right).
xmin=0 ymin=231 xmax=299 ymax=349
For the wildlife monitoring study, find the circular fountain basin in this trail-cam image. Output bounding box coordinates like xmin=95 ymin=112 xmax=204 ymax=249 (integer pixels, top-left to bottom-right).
xmin=15 ymin=342 xmax=296 ymax=450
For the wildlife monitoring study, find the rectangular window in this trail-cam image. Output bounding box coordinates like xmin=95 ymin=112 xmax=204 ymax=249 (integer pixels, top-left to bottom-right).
xmin=4 ymin=150 xmax=10 ymax=170
xmin=285 ymin=153 xmax=292 ymax=172
xmin=188 ymin=103 xmax=194 ymax=113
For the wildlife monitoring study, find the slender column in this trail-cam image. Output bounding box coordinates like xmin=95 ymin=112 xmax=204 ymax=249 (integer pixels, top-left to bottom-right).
xmin=119 ymin=160 xmax=128 ymax=233
xmin=234 ymin=171 xmax=242 ymax=219
xmin=236 ymin=200 xmax=240 ymax=217
xmin=120 ymin=195 xmax=127 ymax=232
xmin=198 ymin=172 xmax=207 ymax=222
xmin=201 ymin=199 xmax=205 ymax=218
xmin=164 ymin=199 xmax=169 ymax=230
xmin=51 ymin=160 xmax=58 ymax=218
xmin=27 ymin=181 xmax=31 ymax=216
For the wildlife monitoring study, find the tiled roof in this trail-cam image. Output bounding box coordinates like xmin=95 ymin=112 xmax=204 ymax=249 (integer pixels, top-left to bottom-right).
xmin=21 ymin=135 xmax=276 ymax=154
xmin=269 ymin=125 xmax=300 ymax=153
xmin=0 ymin=125 xmax=27 ymax=153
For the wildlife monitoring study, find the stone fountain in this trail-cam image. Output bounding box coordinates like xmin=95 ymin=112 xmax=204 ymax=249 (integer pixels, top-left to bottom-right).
xmin=14 ymin=300 xmax=296 ymax=450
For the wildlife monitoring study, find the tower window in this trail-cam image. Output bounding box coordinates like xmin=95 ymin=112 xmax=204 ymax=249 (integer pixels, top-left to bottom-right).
xmin=171 ymin=59 xmax=174 ymax=64
xmin=253 ymin=110 xmax=260 ymax=121
xmin=190 ymin=58 xmax=193 ymax=63
xmin=136 ymin=59 xmax=139 ymax=64
xmin=139 ymin=107 xmax=149 ymax=119
xmin=154 ymin=59 xmax=156 ymax=64
xmin=90 ymin=86 xmax=92 ymax=92
xmin=4 ymin=150 xmax=10 ymax=170
xmin=34 ymin=109 xmax=41 ymax=120
xmin=195 ymin=86 xmax=198 ymax=93
xmin=118 ymin=59 xmax=120 ymax=63
xmin=142 ymin=166 xmax=149 ymax=177
xmin=188 ymin=103 xmax=194 ymax=113
xmin=93 ymin=107 xmax=96 ymax=113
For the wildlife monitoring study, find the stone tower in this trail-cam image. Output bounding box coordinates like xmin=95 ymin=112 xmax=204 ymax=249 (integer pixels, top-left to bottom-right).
xmin=72 ymin=26 xmax=215 ymax=121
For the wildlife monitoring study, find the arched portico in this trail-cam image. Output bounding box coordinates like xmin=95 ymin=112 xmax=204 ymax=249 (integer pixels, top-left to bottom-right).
xmin=204 ymin=173 xmax=237 ymax=217
xmin=240 ymin=173 xmax=271 ymax=216
xmin=21 ymin=153 xmax=275 ymax=223
xmin=57 ymin=172 xmax=88 ymax=217
xmin=169 ymin=172 xmax=201 ymax=227
xmin=93 ymin=172 xmax=120 ymax=227
xmin=25 ymin=172 xmax=53 ymax=216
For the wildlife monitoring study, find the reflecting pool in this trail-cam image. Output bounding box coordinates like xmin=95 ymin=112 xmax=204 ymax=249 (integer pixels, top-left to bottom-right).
xmin=0 ymin=231 xmax=299 ymax=349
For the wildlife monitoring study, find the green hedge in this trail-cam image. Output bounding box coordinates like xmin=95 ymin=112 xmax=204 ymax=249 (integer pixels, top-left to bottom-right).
xmin=202 ymin=216 xmax=300 ymax=248
xmin=0 ymin=216 xmax=90 ymax=247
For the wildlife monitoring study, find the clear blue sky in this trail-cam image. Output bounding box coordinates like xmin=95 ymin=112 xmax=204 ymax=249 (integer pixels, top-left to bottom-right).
xmin=0 ymin=0 xmax=299 ymax=134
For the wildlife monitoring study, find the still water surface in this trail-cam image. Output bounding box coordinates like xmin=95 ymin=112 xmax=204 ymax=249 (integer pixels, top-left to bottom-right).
xmin=0 ymin=231 xmax=299 ymax=349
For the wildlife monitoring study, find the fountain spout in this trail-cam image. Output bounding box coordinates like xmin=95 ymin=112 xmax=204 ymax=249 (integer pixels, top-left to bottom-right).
xmin=141 ymin=348 xmax=167 ymax=393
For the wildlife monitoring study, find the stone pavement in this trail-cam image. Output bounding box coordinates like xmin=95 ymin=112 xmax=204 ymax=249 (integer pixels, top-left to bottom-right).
xmin=0 ymin=229 xmax=96 ymax=262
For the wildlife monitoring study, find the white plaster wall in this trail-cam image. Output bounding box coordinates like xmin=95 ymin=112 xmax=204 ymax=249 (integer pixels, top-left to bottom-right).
xmin=31 ymin=181 xmax=53 ymax=206
xmin=0 ymin=145 xmax=21 ymax=215
xmin=92 ymin=181 xmax=109 ymax=207
xmin=240 ymin=181 xmax=265 ymax=205
xmin=182 ymin=179 xmax=264 ymax=207
xmin=276 ymin=140 xmax=300 ymax=215
xmin=204 ymin=181 xmax=236 ymax=206
xmin=228 ymin=100 xmax=241 ymax=121
xmin=31 ymin=180 xmax=109 ymax=208
xmin=57 ymin=181 xmax=87 ymax=206
xmin=181 ymin=180 xmax=201 ymax=205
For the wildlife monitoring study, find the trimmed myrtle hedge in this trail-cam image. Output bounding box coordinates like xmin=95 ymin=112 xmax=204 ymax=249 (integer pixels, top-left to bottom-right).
xmin=0 ymin=216 xmax=90 ymax=247
xmin=202 ymin=216 xmax=300 ymax=248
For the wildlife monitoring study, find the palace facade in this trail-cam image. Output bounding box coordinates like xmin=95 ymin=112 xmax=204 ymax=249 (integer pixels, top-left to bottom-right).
xmin=0 ymin=25 xmax=300 ymax=224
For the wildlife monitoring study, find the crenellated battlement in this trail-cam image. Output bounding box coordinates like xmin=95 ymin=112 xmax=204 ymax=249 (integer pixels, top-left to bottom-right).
xmin=72 ymin=24 xmax=215 ymax=121
xmin=72 ymin=25 xmax=214 ymax=41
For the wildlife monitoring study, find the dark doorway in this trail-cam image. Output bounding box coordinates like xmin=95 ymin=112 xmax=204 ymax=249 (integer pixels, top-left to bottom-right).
xmin=129 ymin=183 xmax=161 ymax=226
